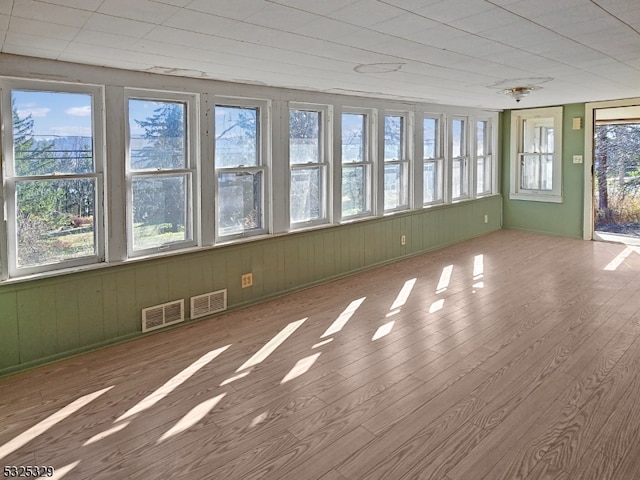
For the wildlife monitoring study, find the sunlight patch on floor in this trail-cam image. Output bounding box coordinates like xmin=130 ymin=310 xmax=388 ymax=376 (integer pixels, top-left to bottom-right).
xmin=37 ymin=461 xmax=80 ymax=480
xmin=473 ymin=254 xmax=484 ymax=280
xmin=220 ymin=369 xmax=252 ymax=386
xmin=237 ymin=319 xmax=307 ymax=372
xmin=250 ymin=411 xmax=269 ymax=428
xmin=117 ymin=344 xmax=230 ymax=422
xmin=158 ymin=393 xmax=226 ymax=443
xmin=603 ymin=246 xmax=640 ymax=271
xmin=321 ymin=297 xmax=366 ymax=338
xmin=436 ymin=265 xmax=453 ymax=293
xmin=281 ymin=353 xmax=321 ymax=384
xmin=390 ymin=278 xmax=417 ymax=311
xmin=0 ymin=386 xmax=113 ymax=461
xmin=372 ymin=321 xmax=395 ymax=341
xmin=429 ymin=299 xmax=445 ymax=313
xmin=83 ymin=422 xmax=130 ymax=446
xmin=312 ymin=338 xmax=333 ymax=349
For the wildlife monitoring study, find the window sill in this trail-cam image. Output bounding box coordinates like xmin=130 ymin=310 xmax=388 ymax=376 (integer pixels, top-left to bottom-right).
xmin=509 ymin=192 xmax=563 ymax=203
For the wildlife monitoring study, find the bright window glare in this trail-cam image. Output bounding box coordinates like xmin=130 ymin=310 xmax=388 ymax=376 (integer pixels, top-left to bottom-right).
xmin=117 ymin=345 xmax=230 ymax=422
xmin=281 ymin=352 xmax=321 ymax=384
xmin=390 ymin=278 xmax=417 ymax=310
xmin=436 ymin=265 xmax=453 ymax=293
xmin=158 ymin=393 xmax=226 ymax=443
xmin=237 ymin=318 xmax=307 ymax=372
xmin=321 ymin=297 xmax=365 ymax=338
xmin=372 ymin=321 xmax=395 ymax=341
xmin=0 ymin=386 xmax=113 ymax=460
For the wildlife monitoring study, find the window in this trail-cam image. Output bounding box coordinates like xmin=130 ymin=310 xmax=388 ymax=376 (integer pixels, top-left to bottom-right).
xmin=423 ymin=115 xmax=443 ymax=205
xmin=510 ymin=107 xmax=563 ymax=202
xmin=214 ymin=100 xmax=269 ymax=239
xmin=2 ymin=84 xmax=104 ymax=277
xmin=126 ymin=92 xmax=198 ymax=255
xmin=289 ymin=105 xmax=330 ymax=228
xmin=341 ymin=110 xmax=374 ymax=219
xmin=383 ymin=114 xmax=409 ymax=212
xmin=451 ymin=117 xmax=469 ymax=201
xmin=476 ymin=120 xmax=492 ymax=196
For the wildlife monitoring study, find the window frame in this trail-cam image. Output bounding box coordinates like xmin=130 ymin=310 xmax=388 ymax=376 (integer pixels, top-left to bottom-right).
xmin=340 ymin=107 xmax=376 ymax=221
xmin=213 ymin=97 xmax=271 ymax=242
xmin=1 ymin=80 xmax=105 ymax=279
xmin=382 ymin=111 xmax=411 ymax=214
xmin=450 ymin=115 xmax=470 ymax=202
xmin=474 ymin=117 xmax=494 ymax=197
xmin=422 ymin=113 xmax=445 ymax=206
xmin=510 ymin=106 xmax=563 ymax=203
xmin=124 ymin=89 xmax=199 ymax=258
xmin=288 ymin=102 xmax=332 ymax=230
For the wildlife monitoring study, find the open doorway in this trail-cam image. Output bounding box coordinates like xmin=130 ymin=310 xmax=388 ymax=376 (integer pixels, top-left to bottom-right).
xmin=592 ymin=105 xmax=640 ymax=244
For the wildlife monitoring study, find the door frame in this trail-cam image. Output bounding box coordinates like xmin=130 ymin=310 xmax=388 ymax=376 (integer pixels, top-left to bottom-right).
xmin=583 ymin=97 xmax=640 ymax=240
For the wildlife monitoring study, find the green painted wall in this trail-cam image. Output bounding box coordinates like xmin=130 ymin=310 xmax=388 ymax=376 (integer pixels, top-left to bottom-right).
xmin=501 ymin=104 xmax=586 ymax=238
xmin=0 ymin=196 xmax=501 ymax=377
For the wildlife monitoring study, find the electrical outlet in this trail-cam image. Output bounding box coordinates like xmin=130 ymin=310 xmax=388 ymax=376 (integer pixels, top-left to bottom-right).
xmin=401 ymin=235 xmax=406 ymax=246
xmin=241 ymin=273 xmax=253 ymax=288
xmin=484 ymin=214 xmax=489 ymax=224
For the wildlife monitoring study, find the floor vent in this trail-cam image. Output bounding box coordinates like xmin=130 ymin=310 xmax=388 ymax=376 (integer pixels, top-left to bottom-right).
xmin=142 ymin=299 xmax=185 ymax=333
xmin=190 ymin=289 xmax=227 ymax=319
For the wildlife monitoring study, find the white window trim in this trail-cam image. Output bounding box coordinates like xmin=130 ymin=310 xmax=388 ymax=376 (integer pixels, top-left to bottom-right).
xmin=340 ymin=107 xmax=377 ymax=221
xmin=213 ymin=96 xmax=271 ymax=242
xmin=422 ymin=113 xmax=445 ymax=207
xmin=474 ymin=116 xmax=494 ymax=198
xmin=124 ymin=89 xmax=200 ymax=258
xmin=510 ymin=106 xmax=563 ymax=203
xmin=288 ymin=102 xmax=332 ymax=230
xmin=1 ymin=80 xmax=106 ymax=279
xmin=381 ymin=110 xmax=413 ymax=214
xmin=450 ymin=115 xmax=471 ymax=202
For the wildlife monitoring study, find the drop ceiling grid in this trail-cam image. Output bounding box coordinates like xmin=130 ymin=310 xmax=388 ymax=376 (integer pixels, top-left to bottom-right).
xmin=83 ymin=13 xmax=157 ymax=38
xmin=0 ymin=0 xmax=639 ymax=108
xmin=11 ymin=0 xmax=92 ymax=27
xmin=96 ymin=0 xmax=179 ymax=24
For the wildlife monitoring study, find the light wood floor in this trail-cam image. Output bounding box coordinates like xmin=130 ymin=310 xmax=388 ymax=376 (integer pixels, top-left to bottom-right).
xmin=2 ymin=230 xmax=640 ymax=480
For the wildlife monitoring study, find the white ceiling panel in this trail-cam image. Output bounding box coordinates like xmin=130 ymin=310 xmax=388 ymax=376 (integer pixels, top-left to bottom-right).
xmin=84 ymin=13 xmax=157 ymax=38
xmin=185 ymin=0 xmax=267 ymax=20
xmin=97 ymin=0 xmax=179 ymax=24
xmin=414 ymin=0 xmax=495 ymax=23
xmin=267 ymin=0 xmax=361 ymax=16
xmin=11 ymin=0 xmax=92 ymax=27
xmin=326 ymin=0 xmax=404 ymax=27
xmin=38 ymin=0 xmax=102 ymax=9
xmin=8 ymin=16 xmax=79 ymax=41
xmin=1 ymin=0 xmax=640 ymax=108
xmin=242 ymin=3 xmax=319 ymax=30
xmin=5 ymin=31 xmax=69 ymax=55
xmin=74 ymin=29 xmax=143 ymax=50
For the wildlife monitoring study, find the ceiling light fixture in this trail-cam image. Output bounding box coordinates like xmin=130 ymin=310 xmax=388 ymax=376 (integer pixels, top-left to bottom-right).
xmin=499 ymin=86 xmax=540 ymax=103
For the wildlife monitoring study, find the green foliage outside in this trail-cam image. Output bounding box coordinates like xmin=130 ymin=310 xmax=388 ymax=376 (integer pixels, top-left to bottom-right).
xmin=14 ymin=107 xmax=95 ymax=267
xmin=595 ymin=123 xmax=640 ymax=235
